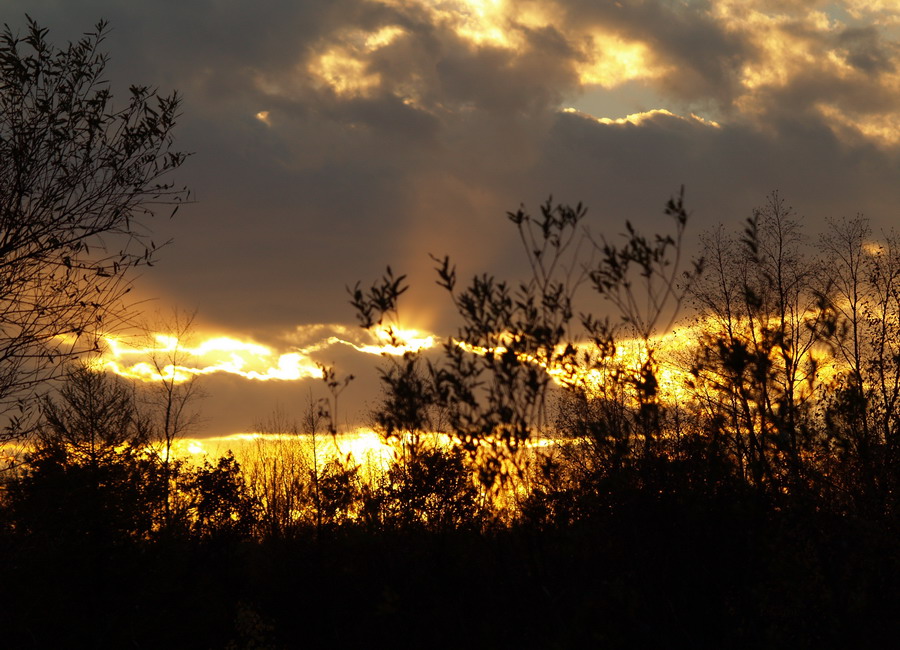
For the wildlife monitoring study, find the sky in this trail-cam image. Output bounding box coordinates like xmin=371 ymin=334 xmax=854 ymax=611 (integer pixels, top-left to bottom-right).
xmin=7 ymin=0 xmax=900 ymax=437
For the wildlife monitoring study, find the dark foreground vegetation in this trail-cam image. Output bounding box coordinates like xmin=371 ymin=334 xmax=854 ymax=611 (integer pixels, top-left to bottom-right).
xmin=2 ymin=371 xmax=900 ymax=650
xmin=3 ymin=193 xmax=900 ymax=648
xmin=3 ymin=15 xmax=900 ymax=650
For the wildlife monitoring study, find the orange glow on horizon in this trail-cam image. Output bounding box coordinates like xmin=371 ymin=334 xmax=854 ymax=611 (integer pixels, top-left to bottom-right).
xmin=341 ymin=326 xmax=436 ymax=356
xmin=87 ymin=312 xmax=844 ymax=426
xmin=90 ymin=334 xmax=323 ymax=383
xmin=453 ymin=318 xmax=841 ymax=408
xmin=90 ymin=325 xmax=439 ymax=384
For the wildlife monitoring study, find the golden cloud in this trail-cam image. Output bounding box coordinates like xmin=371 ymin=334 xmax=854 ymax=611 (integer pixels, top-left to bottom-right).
xmin=562 ymin=107 xmax=721 ymax=128
xmin=576 ymin=30 xmax=670 ymax=88
xmin=90 ymin=324 xmax=438 ymax=384
xmin=817 ymin=103 xmax=900 ymax=146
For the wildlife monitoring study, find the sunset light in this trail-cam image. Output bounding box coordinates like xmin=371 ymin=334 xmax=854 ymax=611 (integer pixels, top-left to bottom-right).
xmin=577 ymin=31 xmax=665 ymax=88
xmin=5 ymin=4 xmax=900 ymax=644
xmin=564 ymin=107 xmax=721 ymax=129
xmin=344 ymin=326 xmax=436 ymax=356
xmin=381 ymin=0 xmax=528 ymax=50
xmin=89 ymin=325 xmax=439 ymax=384
xmin=86 ymin=320 xmax=725 ymax=411
xmin=89 ymin=334 xmax=322 ymax=382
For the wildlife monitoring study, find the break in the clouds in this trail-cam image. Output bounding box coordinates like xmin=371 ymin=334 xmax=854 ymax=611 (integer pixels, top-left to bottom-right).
xmin=6 ymin=1 xmax=900 ymax=433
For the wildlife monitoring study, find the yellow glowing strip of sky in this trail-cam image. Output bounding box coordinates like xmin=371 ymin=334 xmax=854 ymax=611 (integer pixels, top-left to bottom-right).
xmin=454 ymin=315 xmax=841 ymax=406
xmin=90 ymin=325 xmax=438 ymax=384
xmin=89 ymin=309 xmax=844 ymax=413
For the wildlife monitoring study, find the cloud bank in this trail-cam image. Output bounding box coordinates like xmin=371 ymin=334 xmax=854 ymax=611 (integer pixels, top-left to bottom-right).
xmin=6 ymin=0 xmax=900 ymax=432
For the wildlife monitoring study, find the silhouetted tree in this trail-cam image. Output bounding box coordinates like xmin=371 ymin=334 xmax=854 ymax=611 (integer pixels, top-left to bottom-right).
xmin=688 ymin=193 xmax=826 ymax=492
xmin=430 ymin=201 xmax=589 ymax=485
xmin=242 ymin=405 xmax=311 ymax=540
xmin=316 ymin=362 xmax=354 ymax=436
xmin=186 ymin=451 xmax=258 ymax=540
xmin=584 ymin=186 xmax=702 ymax=457
xmin=366 ymin=445 xmax=485 ymax=531
xmin=353 ymin=191 xmax=699 ymax=491
xmin=138 ymin=309 xmax=205 ymax=526
xmin=8 ymin=365 xmax=163 ymax=545
xmin=819 ymin=217 xmax=900 ymax=515
xmin=0 ymin=17 xmax=188 ymax=436
xmin=5 ymin=189 xmax=900 ymax=648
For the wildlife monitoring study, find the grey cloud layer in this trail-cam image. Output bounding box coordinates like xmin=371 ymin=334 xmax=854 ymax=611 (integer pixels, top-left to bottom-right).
xmin=5 ymin=1 xmax=900 ymax=336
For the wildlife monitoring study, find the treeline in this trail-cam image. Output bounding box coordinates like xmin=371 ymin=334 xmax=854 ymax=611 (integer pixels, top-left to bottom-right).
xmin=3 ymin=193 xmax=900 ymax=647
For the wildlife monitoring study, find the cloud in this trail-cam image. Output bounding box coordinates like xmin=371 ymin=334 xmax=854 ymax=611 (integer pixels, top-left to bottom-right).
xmin=5 ymin=2 xmax=900 ymax=432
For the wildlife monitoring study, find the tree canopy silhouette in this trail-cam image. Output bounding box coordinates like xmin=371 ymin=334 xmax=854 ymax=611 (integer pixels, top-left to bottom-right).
xmin=0 ymin=17 xmax=188 ymax=436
